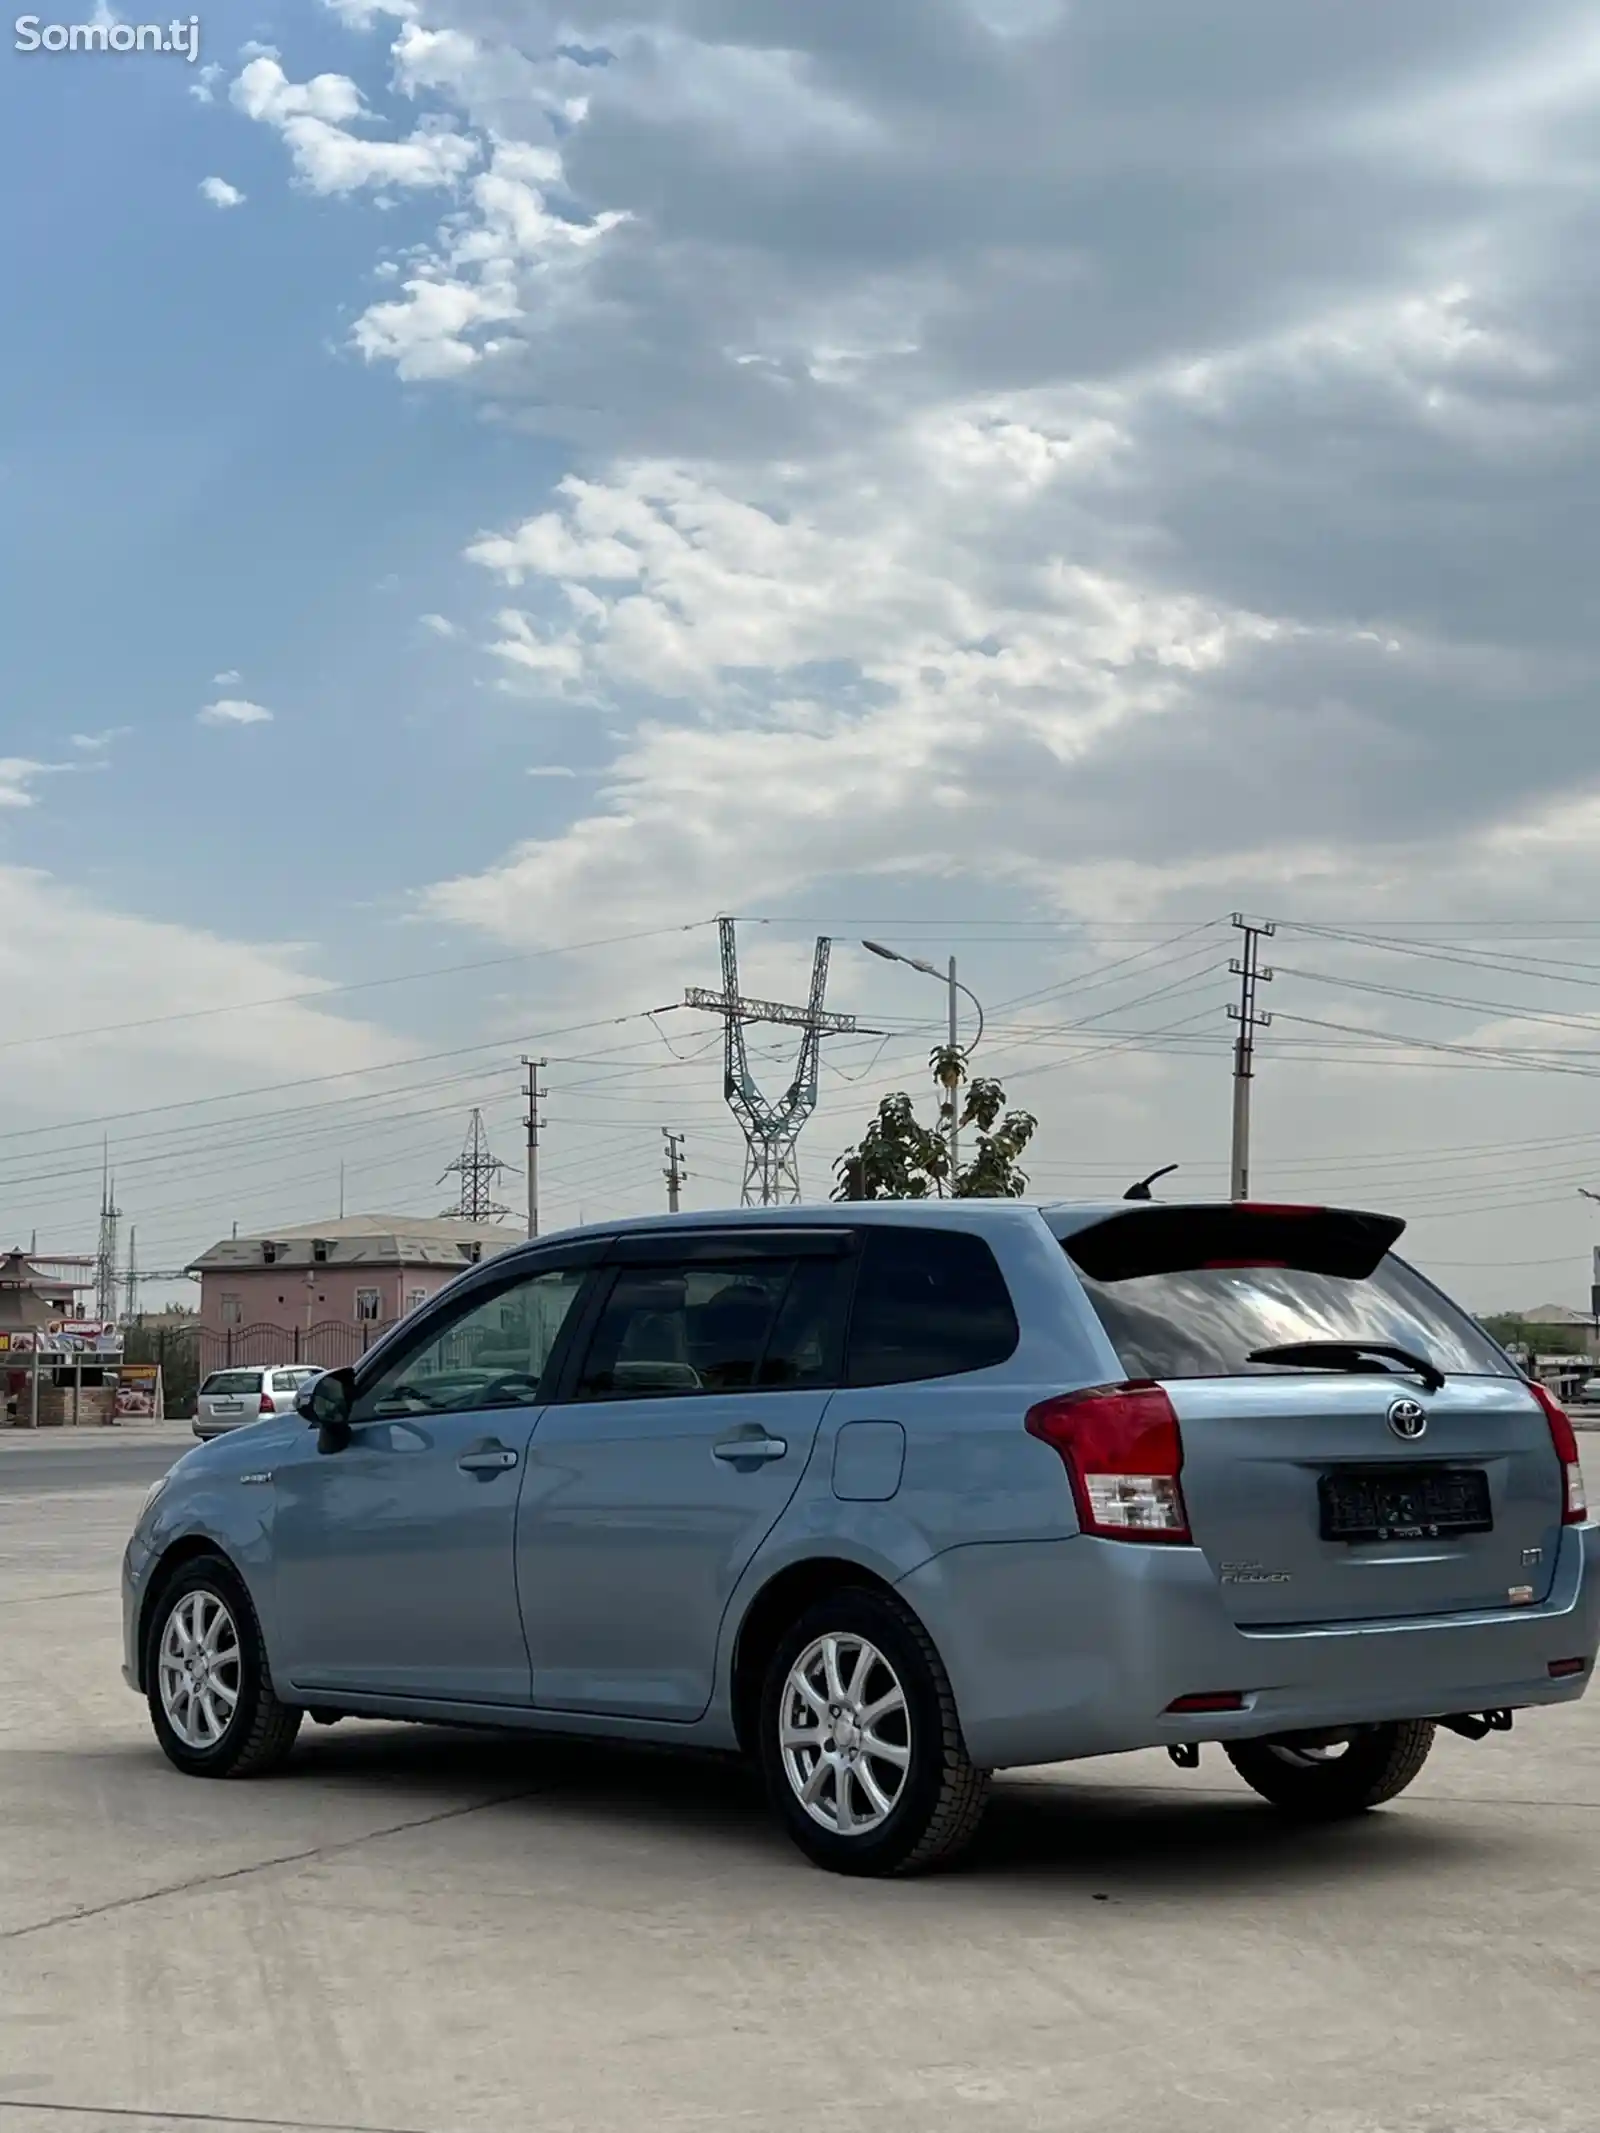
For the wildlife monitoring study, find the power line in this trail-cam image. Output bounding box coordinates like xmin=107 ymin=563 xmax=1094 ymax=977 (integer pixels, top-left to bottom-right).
xmin=0 ymin=917 xmax=718 ymax=1056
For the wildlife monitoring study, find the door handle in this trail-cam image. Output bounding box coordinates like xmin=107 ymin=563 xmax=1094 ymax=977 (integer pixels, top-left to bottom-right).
xmin=713 ymin=1433 xmax=788 ymax=1464
xmin=458 ymin=1446 xmax=519 ymax=1473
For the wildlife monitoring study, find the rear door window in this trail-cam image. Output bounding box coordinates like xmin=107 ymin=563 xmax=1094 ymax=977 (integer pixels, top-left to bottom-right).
xmin=572 ymin=1257 xmax=848 ymax=1399
xmin=844 ymin=1227 xmax=1019 ymax=1388
xmin=1055 ymin=1208 xmax=1513 ymax=1382
xmin=201 ymin=1371 xmax=262 ymax=1396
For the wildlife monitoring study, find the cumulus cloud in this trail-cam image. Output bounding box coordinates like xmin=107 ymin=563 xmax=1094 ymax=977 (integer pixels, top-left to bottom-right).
xmin=212 ymin=669 xmax=241 ymax=684
xmin=216 ymin=0 xmax=1582 ymax=955
xmin=197 ymin=697 xmax=274 ymax=727
xmin=199 ymin=175 xmax=245 ymax=208
xmin=419 ymin=612 xmax=459 ymax=637
xmin=230 ymin=54 xmax=478 ymax=195
xmin=69 ymin=728 xmax=130 ymax=753
xmin=0 ymin=760 xmax=56 ymax=809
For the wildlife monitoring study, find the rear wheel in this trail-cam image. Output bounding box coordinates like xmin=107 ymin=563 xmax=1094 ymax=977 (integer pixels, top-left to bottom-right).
xmin=145 ymin=1556 xmax=302 ymax=1778
xmin=758 ymin=1587 xmax=990 ymax=1877
xmin=1225 ymin=1720 xmax=1436 ymax=1818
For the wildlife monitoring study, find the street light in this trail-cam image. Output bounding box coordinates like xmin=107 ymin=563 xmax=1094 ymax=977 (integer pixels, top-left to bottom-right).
xmin=861 ymin=939 xmax=986 ymax=1179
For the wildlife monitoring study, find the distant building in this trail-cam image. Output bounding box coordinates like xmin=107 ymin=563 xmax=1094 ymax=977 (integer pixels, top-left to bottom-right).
xmin=1510 ymin=1304 xmax=1599 ymax=1360
xmin=186 ymin=1215 xmax=523 ymax=1360
xmin=0 ymin=1247 xmax=79 ymax=1330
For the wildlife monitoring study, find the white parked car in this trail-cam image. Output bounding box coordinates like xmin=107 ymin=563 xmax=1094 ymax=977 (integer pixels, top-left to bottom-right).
xmin=194 ymin=1366 xmax=320 ymax=1440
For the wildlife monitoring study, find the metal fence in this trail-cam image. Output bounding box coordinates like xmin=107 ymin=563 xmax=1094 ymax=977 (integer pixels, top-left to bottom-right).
xmin=124 ymin=1318 xmax=385 ymax=1414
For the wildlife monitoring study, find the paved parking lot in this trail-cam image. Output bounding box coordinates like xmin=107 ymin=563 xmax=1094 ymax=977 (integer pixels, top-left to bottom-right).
xmin=3 ymin=1432 xmax=1598 ymax=2133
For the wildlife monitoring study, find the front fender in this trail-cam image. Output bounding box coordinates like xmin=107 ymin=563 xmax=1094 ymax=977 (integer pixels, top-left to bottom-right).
xmin=129 ymin=1456 xmax=281 ymax=1682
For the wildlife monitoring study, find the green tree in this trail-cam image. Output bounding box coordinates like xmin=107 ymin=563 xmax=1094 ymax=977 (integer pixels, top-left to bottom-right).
xmin=833 ymin=1048 xmax=1038 ymax=1201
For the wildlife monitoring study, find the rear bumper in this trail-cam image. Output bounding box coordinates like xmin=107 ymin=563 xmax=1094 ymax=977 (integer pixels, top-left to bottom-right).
xmin=898 ymin=1521 xmax=1600 ymax=1769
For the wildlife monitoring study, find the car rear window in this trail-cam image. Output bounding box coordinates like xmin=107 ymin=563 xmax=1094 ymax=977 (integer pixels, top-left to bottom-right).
xmin=1054 ymin=1207 xmax=1514 ymax=1382
xmin=200 ymin=1371 xmax=262 ymax=1395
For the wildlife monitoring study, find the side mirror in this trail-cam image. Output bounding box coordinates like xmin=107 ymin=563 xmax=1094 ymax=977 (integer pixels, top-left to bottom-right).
xmin=297 ymin=1368 xmax=354 ymax=1450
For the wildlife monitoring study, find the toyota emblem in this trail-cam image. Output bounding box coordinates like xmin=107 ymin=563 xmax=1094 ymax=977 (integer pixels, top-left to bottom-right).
xmin=1387 ymin=1397 xmax=1428 ymax=1441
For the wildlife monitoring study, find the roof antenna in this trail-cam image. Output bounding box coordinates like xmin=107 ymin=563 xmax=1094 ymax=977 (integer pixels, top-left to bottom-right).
xmin=1124 ymin=1163 xmax=1178 ymax=1202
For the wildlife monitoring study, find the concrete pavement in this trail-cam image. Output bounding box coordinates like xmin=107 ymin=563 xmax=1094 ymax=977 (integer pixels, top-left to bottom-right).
xmin=0 ymin=1428 xmax=193 ymax=1499
xmin=2 ymin=1467 xmax=1598 ymax=2132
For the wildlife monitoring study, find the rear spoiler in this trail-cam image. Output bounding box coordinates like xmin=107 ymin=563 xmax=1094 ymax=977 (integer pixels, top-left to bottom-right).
xmin=1060 ymin=1204 xmax=1406 ymax=1284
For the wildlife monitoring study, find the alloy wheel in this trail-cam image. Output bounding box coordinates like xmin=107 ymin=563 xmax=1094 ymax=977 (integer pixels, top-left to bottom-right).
xmin=779 ymin=1632 xmax=912 ymax=1836
xmin=158 ymin=1589 xmax=242 ymax=1751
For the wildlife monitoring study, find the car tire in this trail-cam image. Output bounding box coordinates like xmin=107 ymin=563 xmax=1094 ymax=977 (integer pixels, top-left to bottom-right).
xmin=758 ymin=1586 xmax=990 ymax=1877
xmin=145 ymin=1555 xmax=302 ymax=1779
xmin=1224 ymin=1720 xmax=1436 ymax=1818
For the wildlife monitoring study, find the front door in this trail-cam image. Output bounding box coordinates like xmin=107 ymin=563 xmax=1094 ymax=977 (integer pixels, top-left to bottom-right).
xmin=271 ymin=1261 xmax=591 ymax=1703
xmin=517 ymin=1239 xmax=852 ymax=1721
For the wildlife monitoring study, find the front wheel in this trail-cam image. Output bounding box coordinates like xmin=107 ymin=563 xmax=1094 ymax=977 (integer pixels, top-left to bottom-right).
xmin=1225 ymin=1720 xmax=1436 ymax=1818
xmin=758 ymin=1587 xmax=990 ymax=1877
xmin=145 ymin=1556 xmax=302 ymax=1778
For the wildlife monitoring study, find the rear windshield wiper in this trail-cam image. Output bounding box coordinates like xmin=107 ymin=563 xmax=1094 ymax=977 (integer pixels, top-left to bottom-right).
xmin=1246 ymin=1340 xmax=1445 ymax=1395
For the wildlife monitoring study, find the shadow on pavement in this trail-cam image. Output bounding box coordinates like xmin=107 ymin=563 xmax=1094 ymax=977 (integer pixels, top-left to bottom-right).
xmin=76 ymin=1719 xmax=1487 ymax=1895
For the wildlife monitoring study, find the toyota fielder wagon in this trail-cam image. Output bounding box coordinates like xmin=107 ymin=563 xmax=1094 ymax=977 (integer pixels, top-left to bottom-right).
xmin=123 ymin=1200 xmax=1598 ymax=1876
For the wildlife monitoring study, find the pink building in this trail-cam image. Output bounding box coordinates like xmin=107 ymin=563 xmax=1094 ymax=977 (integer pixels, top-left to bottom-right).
xmin=187 ymin=1215 xmax=523 ymax=1369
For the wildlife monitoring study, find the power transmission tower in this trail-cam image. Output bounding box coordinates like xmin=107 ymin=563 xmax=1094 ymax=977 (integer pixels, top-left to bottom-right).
xmin=521 ymin=1059 xmax=547 ymax=1238
xmin=439 ymin=1109 xmax=513 ymax=1222
xmin=123 ymin=1227 xmax=139 ymax=1324
xmin=95 ymin=1147 xmax=120 ymax=1323
xmin=1228 ymin=914 xmax=1275 ymax=1201
xmin=685 ymin=918 xmax=860 ymax=1205
xmin=662 ymin=1129 xmax=686 ymax=1213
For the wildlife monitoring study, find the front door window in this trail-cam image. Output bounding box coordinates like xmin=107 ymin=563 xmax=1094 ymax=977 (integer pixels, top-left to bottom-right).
xmin=354 ymin=1267 xmax=589 ymax=1421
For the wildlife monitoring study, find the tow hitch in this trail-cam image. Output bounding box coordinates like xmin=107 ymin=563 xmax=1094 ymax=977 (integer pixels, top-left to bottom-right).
xmin=1439 ymin=1709 xmax=1514 ymax=1742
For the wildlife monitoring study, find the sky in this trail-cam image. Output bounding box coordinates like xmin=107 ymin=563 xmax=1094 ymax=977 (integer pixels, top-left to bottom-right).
xmin=5 ymin=0 xmax=1600 ymax=1314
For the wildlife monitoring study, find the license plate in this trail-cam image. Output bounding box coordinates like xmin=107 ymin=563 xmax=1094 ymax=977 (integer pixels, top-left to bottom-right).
xmin=213 ymin=1401 xmax=243 ymax=1414
xmin=1319 ymin=1465 xmax=1492 ymax=1544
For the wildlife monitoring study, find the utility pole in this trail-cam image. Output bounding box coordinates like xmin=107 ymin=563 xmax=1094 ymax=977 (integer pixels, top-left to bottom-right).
xmin=522 ymin=1059 xmax=547 ymax=1238
xmin=1228 ymin=914 xmax=1275 ymax=1201
xmin=946 ymin=956 xmax=960 ymax=1179
xmin=662 ymin=1129 xmax=686 ymax=1214
xmin=338 ymin=1161 xmax=346 ymax=1220
xmin=122 ymin=1228 xmax=139 ymax=1325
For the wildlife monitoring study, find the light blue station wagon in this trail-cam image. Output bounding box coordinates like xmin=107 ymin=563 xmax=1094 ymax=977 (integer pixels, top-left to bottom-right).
xmin=124 ymin=1199 xmax=1598 ymax=1875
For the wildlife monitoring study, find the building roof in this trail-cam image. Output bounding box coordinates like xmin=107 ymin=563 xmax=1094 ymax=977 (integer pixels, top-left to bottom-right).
xmin=1515 ymin=1303 xmax=1595 ymax=1326
xmin=187 ymin=1215 xmax=523 ymax=1275
xmin=0 ymin=1248 xmax=75 ymax=1329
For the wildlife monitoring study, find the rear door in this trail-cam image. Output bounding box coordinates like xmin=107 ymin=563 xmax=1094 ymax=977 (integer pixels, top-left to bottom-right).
xmin=1056 ymin=1205 xmax=1564 ymax=1627
xmin=516 ymin=1230 xmax=853 ymax=1721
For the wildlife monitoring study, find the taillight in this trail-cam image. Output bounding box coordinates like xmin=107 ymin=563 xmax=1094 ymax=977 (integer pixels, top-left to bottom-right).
xmin=258 ymin=1392 xmax=274 ymax=1415
xmin=1025 ymin=1382 xmax=1191 ymax=1542
xmin=1527 ymin=1382 xmax=1587 ymax=1525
